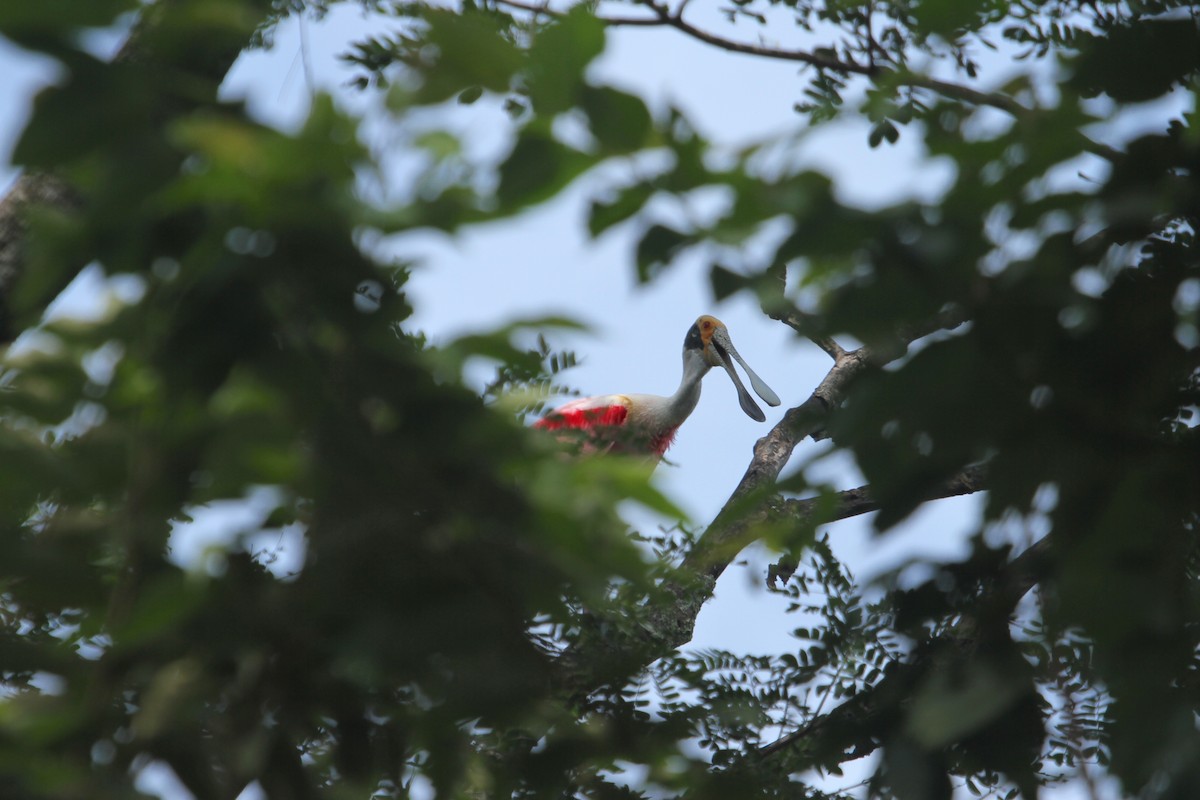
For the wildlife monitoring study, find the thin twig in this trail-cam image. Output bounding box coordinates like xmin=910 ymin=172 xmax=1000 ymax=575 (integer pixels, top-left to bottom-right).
xmin=756 ymin=531 xmax=1054 ymax=764
xmin=769 ymin=307 xmax=846 ymax=361
xmin=491 ymin=0 xmax=1123 ymax=162
xmin=494 ymin=0 xmax=664 ymax=25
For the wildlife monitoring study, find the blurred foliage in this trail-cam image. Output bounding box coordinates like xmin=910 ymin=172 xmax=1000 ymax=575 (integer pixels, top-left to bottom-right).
xmin=0 ymin=0 xmax=1198 ymax=798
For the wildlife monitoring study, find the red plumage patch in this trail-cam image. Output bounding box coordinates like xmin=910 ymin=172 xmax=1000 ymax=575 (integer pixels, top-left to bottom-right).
xmin=535 ymin=404 xmax=675 ymax=456
xmin=534 ymin=404 xmax=628 ymax=430
xmin=649 ymin=427 xmax=678 ymax=455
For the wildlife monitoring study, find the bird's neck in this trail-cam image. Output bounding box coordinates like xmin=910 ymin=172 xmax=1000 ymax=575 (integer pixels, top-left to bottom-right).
xmin=665 ymin=351 xmax=709 ymax=425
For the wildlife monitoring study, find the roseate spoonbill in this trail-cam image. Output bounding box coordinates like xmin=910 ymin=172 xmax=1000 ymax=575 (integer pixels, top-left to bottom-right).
xmin=534 ymin=315 xmax=781 ymax=458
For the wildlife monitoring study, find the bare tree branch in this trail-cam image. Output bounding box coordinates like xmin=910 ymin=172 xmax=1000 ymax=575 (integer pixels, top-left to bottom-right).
xmin=493 ymin=0 xmax=666 ymax=25
xmin=766 ymin=463 xmax=986 ymax=585
xmin=688 ymin=304 xmax=967 ymax=577
xmin=769 ymin=307 xmax=847 ymax=362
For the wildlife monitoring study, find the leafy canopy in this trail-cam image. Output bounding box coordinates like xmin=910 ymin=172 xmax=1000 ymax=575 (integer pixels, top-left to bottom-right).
xmin=0 ymin=0 xmax=1198 ymax=798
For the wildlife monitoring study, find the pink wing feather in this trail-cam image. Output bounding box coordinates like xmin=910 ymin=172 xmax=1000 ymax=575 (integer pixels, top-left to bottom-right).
xmin=533 ymin=397 xmax=630 ymax=431
xmin=535 ymin=395 xmax=675 ymax=456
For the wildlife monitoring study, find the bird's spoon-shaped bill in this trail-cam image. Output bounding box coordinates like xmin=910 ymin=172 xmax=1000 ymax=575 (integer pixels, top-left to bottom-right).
xmin=712 ymin=328 xmax=781 ymax=421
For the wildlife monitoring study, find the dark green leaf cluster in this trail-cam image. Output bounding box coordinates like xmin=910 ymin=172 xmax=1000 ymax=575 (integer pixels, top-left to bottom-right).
xmin=0 ymin=2 xmax=660 ymax=797
xmin=549 ymin=541 xmax=884 ymax=799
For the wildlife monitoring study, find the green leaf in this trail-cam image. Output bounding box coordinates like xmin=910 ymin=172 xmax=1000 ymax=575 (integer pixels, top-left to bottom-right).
xmin=709 ymin=263 xmax=750 ymax=301
xmin=0 ymin=0 xmax=136 ymax=38
xmin=1071 ymin=20 xmax=1200 ymax=102
xmin=8 ymin=206 xmax=91 ymax=331
xmin=13 ymin=57 xmax=155 ymax=169
xmin=906 ymin=660 xmax=1030 ymax=748
xmin=587 ymin=183 xmax=654 ymax=237
xmin=581 ymin=85 xmax=653 ymax=154
xmin=497 ymin=130 xmax=591 ymax=212
xmin=419 ymin=9 xmax=524 ymax=103
xmin=136 ymin=0 xmax=266 ymax=75
xmin=525 ymin=6 xmax=606 ymax=115
xmin=868 ymin=119 xmax=900 ymax=148
xmin=635 ymin=223 xmax=689 ymax=283
xmin=910 ymin=0 xmax=983 ymax=36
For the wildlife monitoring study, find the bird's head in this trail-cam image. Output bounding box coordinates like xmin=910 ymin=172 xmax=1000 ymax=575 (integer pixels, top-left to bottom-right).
xmin=684 ymin=315 xmax=781 ymax=422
